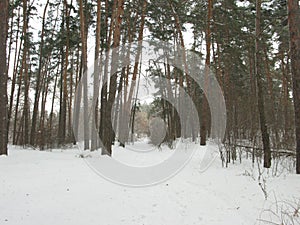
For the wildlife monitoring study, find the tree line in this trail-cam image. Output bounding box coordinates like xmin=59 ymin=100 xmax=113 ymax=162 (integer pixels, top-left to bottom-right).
xmin=0 ymin=0 xmax=299 ymax=174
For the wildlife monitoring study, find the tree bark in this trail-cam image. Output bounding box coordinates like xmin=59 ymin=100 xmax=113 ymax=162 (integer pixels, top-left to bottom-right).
xmin=255 ymin=0 xmax=271 ymax=168
xmin=79 ymin=0 xmax=89 ymax=150
xmin=99 ymin=0 xmax=115 ymax=150
xmin=102 ymin=0 xmax=124 ymax=156
xmin=0 ymin=0 xmax=8 ymax=155
xmin=288 ymin=0 xmax=300 ymax=174
xmin=7 ymin=9 xmax=21 ymax=136
xmin=91 ymin=0 xmax=102 ymax=151
xmin=201 ymin=0 xmax=213 ymax=145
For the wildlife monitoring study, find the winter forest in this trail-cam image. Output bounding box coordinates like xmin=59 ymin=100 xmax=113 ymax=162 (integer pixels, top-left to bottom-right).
xmin=0 ymin=0 xmax=300 ymax=224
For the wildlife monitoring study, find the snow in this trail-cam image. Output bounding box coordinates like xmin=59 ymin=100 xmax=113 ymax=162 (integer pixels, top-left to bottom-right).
xmin=0 ymin=142 xmax=299 ymax=225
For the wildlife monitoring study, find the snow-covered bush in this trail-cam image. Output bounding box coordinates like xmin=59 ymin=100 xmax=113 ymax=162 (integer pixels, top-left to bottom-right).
xmin=149 ymin=117 xmax=166 ymax=147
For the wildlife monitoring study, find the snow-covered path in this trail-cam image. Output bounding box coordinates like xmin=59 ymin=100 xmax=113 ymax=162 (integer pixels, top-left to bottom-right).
xmin=0 ymin=143 xmax=299 ymax=225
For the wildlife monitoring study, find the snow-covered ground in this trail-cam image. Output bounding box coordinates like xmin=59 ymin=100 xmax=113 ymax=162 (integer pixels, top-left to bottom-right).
xmin=0 ymin=141 xmax=299 ymax=225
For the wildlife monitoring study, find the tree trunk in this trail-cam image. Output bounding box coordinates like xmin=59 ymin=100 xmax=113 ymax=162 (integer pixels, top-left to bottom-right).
xmin=201 ymin=0 xmax=213 ymax=146
xmin=0 ymin=0 xmax=8 ymax=155
xmin=30 ymin=0 xmax=49 ymax=146
xmin=7 ymin=9 xmax=21 ymax=136
xmin=288 ymin=0 xmax=300 ymax=174
xmin=49 ymin=62 xmax=60 ymax=148
xmin=20 ymin=0 xmax=30 ymax=146
xmin=99 ymin=0 xmax=115 ymax=150
xmin=79 ymin=0 xmax=89 ymax=150
xmin=23 ymin=50 xmax=30 ymax=146
xmin=126 ymin=0 xmax=147 ymax=103
xmin=58 ymin=5 xmax=66 ymax=146
xmin=255 ymin=0 xmax=271 ymax=168
xmin=91 ymin=0 xmax=102 ymax=151
xmin=102 ymin=0 xmax=124 ymax=156
xmin=124 ymin=0 xmax=147 ymax=145
xmin=39 ymin=68 xmax=49 ymax=150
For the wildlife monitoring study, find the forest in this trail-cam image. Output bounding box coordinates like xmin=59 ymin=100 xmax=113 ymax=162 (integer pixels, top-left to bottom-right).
xmin=1 ymin=0 xmax=300 ymax=224
xmin=0 ymin=0 xmax=300 ymax=172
